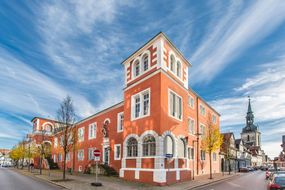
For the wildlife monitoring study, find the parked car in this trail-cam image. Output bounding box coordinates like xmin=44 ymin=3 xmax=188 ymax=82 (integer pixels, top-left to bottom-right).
xmin=269 ymin=171 xmax=285 ymax=181
xmin=247 ymin=166 xmax=254 ymax=172
xmin=267 ymin=174 xmax=285 ymax=190
xmin=240 ymin=167 xmax=249 ymax=172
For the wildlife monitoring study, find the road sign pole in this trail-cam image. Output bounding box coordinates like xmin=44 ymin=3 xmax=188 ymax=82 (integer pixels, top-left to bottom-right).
xmin=91 ymin=149 xmax=102 ymax=187
xmin=95 ymin=160 xmax=98 ymax=183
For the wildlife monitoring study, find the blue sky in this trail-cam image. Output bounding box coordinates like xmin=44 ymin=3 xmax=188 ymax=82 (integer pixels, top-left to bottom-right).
xmin=1 ymin=0 xmax=285 ymax=158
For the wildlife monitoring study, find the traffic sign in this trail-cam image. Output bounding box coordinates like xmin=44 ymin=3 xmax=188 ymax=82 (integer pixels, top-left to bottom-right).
xmin=93 ymin=149 xmax=101 ymax=157
xmin=165 ymin=153 xmax=173 ymax=158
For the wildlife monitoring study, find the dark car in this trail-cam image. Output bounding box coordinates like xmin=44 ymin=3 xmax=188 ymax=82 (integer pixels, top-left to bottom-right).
xmin=268 ymin=174 xmax=285 ymax=190
xmin=240 ymin=167 xmax=249 ymax=172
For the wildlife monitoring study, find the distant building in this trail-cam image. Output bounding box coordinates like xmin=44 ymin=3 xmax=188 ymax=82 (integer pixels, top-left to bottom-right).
xmin=0 ymin=149 xmax=12 ymax=167
xmin=240 ymin=97 xmax=264 ymax=166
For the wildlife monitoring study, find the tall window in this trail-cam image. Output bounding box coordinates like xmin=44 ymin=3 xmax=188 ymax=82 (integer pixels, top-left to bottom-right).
xmin=169 ymin=90 xmax=182 ymax=120
xmin=53 ymin=154 xmax=57 ymax=163
xmin=164 ymin=135 xmax=174 ymax=155
xmin=88 ymin=148 xmax=95 ymax=160
xmin=54 ymin=137 xmax=58 ymax=148
xmin=45 ymin=124 xmax=52 ymax=132
xmin=200 ymin=124 xmax=206 ymax=137
xmin=188 ymin=118 xmax=195 ymax=134
xmin=114 ymin=144 xmax=121 ymax=160
xmin=213 ymin=152 xmax=217 ymax=161
xmin=127 ymin=138 xmax=138 ymax=157
xmin=117 ymin=112 xmax=124 ymax=132
xmin=212 ymin=115 xmax=217 ymax=124
xmin=200 ymin=104 xmax=206 ymax=116
xmin=177 ymin=61 xmax=181 ymax=77
xmin=170 ymin=54 xmax=175 ymax=72
xmin=66 ymin=152 xmax=70 ymax=161
xmin=88 ymin=123 xmax=96 ymax=139
xmin=58 ymin=153 xmax=62 ymax=162
xmin=188 ymin=147 xmax=194 ymax=160
xmin=143 ymin=54 xmax=149 ymax=71
xmin=201 ymin=150 xmax=206 ymax=160
xmin=78 ymin=127 xmax=84 ymax=142
xmin=131 ymin=88 xmax=151 ymax=120
xmin=142 ymin=135 xmax=156 ymax=156
xmin=177 ymin=138 xmax=186 ymax=158
xmin=78 ymin=149 xmax=84 ymax=161
xmin=143 ymin=92 xmax=150 ymax=115
xmin=60 ymin=135 xmax=64 ymax=147
xmin=188 ymin=96 xmax=194 ymax=108
xmin=135 ymin=96 xmax=140 ymax=118
xmin=134 ymin=60 xmax=140 ymax=77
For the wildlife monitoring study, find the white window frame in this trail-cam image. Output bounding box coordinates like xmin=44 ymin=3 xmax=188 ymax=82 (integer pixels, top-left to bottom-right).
xmin=53 ymin=154 xmax=57 ymax=163
xmin=66 ymin=152 xmax=70 ymax=161
xmin=60 ymin=135 xmax=64 ymax=147
xmin=199 ymin=104 xmax=206 ymax=116
xmin=188 ymin=117 xmax=195 ymax=135
xmin=58 ymin=153 xmax=62 ymax=162
xmin=131 ymin=88 xmax=151 ymax=121
xmin=213 ymin=152 xmax=217 ymax=161
xmin=78 ymin=127 xmax=85 ymax=142
xmin=88 ymin=123 xmax=96 ymax=140
xmin=188 ymin=95 xmax=194 ymax=109
xmin=168 ymin=89 xmax=183 ymax=121
xmin=117 ymin=112 xmax=124 ymax=133
xmin=114 ymin=144 xmax=121 ymax=160
xmin=188 ymin=146 xmax=194 ymax=160
xmin=77 ymin=149 xmax=84 ymax=161
xmin=212 ymin=114 xmax=217 ymax=124
xmin=199 ymin=123 xmax=206 ymax=137
xmin=54 ymin=137 xmax=58 ymax=148
xmin=88 ymin=148 xmax=95 ymax=160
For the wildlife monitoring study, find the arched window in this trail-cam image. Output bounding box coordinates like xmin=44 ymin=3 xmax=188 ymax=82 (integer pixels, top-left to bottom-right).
xmin=45 ymin=124 xmax=52 ymax=132
xmin=177 ymin=61 xmax=181 ymax=78
xmin=142 ymin=54 xmax=149 ymax=72
xmin=170 ymin=54 xmax=175 ymax=72
xmin=127 ymin=137 xmax=138 ymax=157
xmin=142 ymin=135 xmax=156 ymax=156
xmin=177 ymin=138 xmax=186 ymax=158
xmin=134 ymin=60 xmax=140 ymax=77
xmin=164 ymin=135 xmax=174 ymax=155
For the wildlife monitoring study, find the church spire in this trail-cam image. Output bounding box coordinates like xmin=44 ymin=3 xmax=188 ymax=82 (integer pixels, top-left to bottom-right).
xmin=247 ymin=96 xmax=253 ymax=114
xmin=246 ymin=96 xmax=254 ymax=127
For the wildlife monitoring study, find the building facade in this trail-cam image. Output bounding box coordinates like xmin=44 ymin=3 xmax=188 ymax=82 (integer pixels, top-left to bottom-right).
xmin=27 ymin=32 xmax=221 ymax=185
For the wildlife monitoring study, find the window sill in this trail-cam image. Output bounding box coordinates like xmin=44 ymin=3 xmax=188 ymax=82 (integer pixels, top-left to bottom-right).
xmin=131 ymin=113 xmax=150 ymax=121
xmin=168 ymin=114 xmax=183 ymax=122
xmin=88 ymin=137 xmax=96 ymax=140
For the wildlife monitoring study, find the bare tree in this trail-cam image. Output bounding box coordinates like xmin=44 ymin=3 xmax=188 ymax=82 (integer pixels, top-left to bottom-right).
xmin=57 ymin=96 xmax=76 ymax=180
xmin=38 ymin=130 xmax=51 ymax=175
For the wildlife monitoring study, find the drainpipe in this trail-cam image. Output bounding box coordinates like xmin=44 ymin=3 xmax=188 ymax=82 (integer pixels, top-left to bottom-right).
xmin=196 ymin=96 xmax=199 ymax=175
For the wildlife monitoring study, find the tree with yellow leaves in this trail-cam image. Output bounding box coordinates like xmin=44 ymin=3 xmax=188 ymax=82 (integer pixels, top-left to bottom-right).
xmin=201 ymin=114 xmax=223 ymax=179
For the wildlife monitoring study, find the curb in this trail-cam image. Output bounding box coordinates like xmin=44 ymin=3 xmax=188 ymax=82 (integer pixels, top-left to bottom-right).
xmin=11 ymin=168 xmax=70 ymax=189
xmin=188 ymin=174 xmax=240 ymax=190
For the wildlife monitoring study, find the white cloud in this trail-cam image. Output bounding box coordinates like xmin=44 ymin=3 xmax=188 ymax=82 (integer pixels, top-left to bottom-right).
xmin=211 ymin=56 xmax=285 ymax=157
xmin=0 ymin=48 xmax=95 ymax=118
xmin=190 ymin=0 xmax=285 ymax=84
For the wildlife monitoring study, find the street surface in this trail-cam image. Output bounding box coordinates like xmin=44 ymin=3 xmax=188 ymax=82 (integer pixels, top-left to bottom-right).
xmin=0 ymin=167 xmax=62 ymax=190
xmin=194 ymin=170 xmax=268 ymax=190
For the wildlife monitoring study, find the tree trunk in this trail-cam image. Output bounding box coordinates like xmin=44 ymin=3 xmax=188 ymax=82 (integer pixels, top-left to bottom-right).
xmin=63 ymin=151 xmax=66 ymax=180
xmin=72 ymin=147 xmax=75 ymax=175
xmin=39 ymin=156 xmax=42 ymax=175
xmin=209 ymin=151 xmax=212 ymax=179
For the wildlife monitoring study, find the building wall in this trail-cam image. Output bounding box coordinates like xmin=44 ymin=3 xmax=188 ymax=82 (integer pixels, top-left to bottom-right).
xmin=28 ymin=33 xmax=221 ymax=186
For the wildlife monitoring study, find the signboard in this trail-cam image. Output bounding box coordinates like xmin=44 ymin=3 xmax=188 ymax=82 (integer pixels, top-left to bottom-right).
xmin=93 ymin=149 xmax=101 ymax=157
xmin=165 ymin=153 xmax=173 ymax=159
xmin=94 ymin=157 xmax=100 ymax=161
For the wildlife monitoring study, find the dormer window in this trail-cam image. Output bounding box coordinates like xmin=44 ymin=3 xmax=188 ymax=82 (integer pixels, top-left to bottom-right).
xmin=142 ymin=54 xmax=149 ymax=71
xmin=170 ymin=54 xmax=175 ymax=72
xmin=134 ymin=60 xmax=140 ymax=77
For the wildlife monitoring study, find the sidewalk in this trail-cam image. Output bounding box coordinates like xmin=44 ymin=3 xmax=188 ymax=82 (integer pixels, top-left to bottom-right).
xmin=13 ymin=168 xmax=241 ymax=190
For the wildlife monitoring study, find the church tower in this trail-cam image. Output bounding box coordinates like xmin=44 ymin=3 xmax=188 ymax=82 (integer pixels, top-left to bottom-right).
xmin=241 ymin=97 xmax=261 ymax=148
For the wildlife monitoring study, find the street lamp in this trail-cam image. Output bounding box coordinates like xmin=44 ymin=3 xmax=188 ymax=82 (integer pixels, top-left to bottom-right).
xmin=192 ymin=132 xmax=202 ymax=180
xmin=27 ymin=135 xmax=32 ymax=172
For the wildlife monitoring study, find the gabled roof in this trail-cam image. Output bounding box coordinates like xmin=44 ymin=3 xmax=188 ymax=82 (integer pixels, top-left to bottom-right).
xmin=222 ymin=132 xmax=235 ymax=142
xmin=121 ymin=32 xmax=191 ymax=67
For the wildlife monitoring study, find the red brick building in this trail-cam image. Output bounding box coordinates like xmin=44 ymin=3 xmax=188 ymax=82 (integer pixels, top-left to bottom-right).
xmin=28 ymin=32 xmax=220 ymax=185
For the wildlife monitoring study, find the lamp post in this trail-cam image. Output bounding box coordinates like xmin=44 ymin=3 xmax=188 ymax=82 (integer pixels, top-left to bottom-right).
xmin=27 ymin=135 xmax=32 ymax=172
xmin=192 ymin=132 xmax=202 ymax=180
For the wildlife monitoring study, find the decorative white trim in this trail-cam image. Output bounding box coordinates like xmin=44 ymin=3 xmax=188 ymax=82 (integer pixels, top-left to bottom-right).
xmin=104 ymin=118 xmax=111 ymax=124
xmin=42 ymin=122 xmax=54 ymax=132
xmin=123 ymin=134 xmax=139 ymax=158
xmin=88 ymin=122 xmax=97 ymax=140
